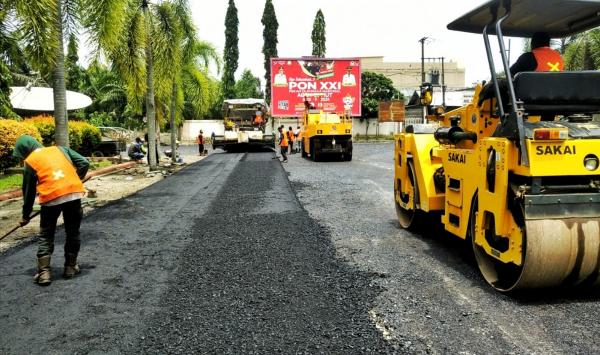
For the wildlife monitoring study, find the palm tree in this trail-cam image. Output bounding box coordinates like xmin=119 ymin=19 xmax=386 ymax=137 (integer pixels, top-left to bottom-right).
xmin=3 ymin=0 xmax=128 ymax=146
xmin=564 ymin=29 xmax=600 ymax=70
xmin=152 ymin=0 xmax=221 ymax=162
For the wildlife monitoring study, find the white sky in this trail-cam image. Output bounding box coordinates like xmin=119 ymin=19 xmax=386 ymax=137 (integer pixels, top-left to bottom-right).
xmin=188 ymin=0 xmax=526 ymax=88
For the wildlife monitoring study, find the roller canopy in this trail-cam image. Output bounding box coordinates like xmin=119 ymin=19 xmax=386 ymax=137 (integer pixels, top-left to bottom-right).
xmin=447 ymin=0 xmax=600 ymax=37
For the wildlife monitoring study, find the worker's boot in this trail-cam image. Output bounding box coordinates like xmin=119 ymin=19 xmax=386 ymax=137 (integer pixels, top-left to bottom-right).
xmin=63 ymin=253 xmax=80 ymax=279
xmin=33 ymin=256 xmax=52 ymax=286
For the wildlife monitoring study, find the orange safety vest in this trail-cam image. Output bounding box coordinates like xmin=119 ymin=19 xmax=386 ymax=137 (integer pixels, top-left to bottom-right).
xmin=197 ymin=135 xmax=204 ymax=144
xmin=279 ymin=132 xmax=289 ymax=147
xmin=24 ymin=147 xmax=86 ymax=204
xmin=532 ymin=47 xmax=564 ymax=72
xmin=287 ymin=131 xmax=294 ymax=141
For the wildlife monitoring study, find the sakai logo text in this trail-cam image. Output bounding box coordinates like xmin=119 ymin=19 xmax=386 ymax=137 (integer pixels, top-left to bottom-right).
xmin=535 ymin=145 xmax=576 ymax=155
xmin=448 ymin=153 xmax=466 ymax=163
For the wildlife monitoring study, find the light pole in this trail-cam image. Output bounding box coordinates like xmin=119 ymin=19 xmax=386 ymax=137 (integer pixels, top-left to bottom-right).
xmin=419 ymin=37 xmax=429 ymax=84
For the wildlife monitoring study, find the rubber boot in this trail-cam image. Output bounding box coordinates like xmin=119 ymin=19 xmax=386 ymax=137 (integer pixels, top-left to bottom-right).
xmin=34 ymin=256 xmax=52 ymax=286
xmin=63 ymin=253 xmax=80 ymax=279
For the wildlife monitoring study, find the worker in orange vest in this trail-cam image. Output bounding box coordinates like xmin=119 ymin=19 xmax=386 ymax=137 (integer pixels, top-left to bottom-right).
xmin=510 ymin=32 xmax=564 ymax=76
xmin=12 ymin=135 xmax=90 ymax=286
xmin=287 ymin=126 xmax=295 ymax=154
xmin=277 ymin=126 xmax=288 ymax=163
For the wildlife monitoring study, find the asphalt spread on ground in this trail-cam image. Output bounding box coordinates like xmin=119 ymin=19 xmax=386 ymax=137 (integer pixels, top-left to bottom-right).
xmin=0 ymin=151 xmax=394 ymax=354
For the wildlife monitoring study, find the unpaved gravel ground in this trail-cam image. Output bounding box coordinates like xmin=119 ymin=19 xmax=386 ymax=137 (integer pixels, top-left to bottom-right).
xmin=0 ymin=145 xmax=204 ymax=252
xmin=284 ymin=142 xmax=600 ymax=354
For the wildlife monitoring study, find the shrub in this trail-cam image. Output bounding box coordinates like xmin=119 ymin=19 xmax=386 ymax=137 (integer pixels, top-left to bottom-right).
xmin=27 ymin=115 xmax=55 ymax=146
xmin=70 ymin=121 xmax=101 ymax=156
xmin=0 ymin=119 xmax=42 ymax=171
xmin=25 ymin=115 xmax=102 ymax=156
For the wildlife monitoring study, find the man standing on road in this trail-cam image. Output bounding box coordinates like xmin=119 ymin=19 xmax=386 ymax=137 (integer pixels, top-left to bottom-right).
xmin=287 ymin=126 xmax=295 ymax=154
xmin=277 ymin=126 xmax=288 ymax=163
xmin=197 ymin=130 xmax=205 ymax=156
xmin=12 ymin=135 xmax=89 ymax=286
xmin=294 ymin=126 xmax=301 ymax=153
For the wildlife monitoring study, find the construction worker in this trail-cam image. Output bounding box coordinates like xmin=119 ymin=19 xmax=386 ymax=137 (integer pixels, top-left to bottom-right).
xmin=197 ymin=130 xmax=205 ymax=156
xmin=12 ymin=135 xmax=89 ymax=286
xmin=287 ymin=126 xmax=295 ymax=154
xmin=277 ymin=126 xmax=288 ymax=163
xmin=294 ymin=126 xmax=301 ymax=153
xmin=510 ymin=32 xmax=564 ymax=76
xmin=127 ymin=137 xmax=146 ymax=161
xmin=253 ymin=112 xmax=264 ymax=126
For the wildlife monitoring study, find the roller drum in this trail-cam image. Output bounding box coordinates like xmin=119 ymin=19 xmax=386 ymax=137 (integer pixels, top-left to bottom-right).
xmin=475 ymin=218 xmax=600 ymax=292
xmin=519 ymin=218 xmax=600 ymax=289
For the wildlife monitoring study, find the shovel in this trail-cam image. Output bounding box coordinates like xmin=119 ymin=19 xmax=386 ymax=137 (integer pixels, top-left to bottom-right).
xmin=0 ymin=211 xmax=41 ymax=242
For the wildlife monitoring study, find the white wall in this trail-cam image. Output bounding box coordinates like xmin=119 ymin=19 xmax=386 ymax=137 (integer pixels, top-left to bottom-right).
xmin=181 ymin=120 xmax=224 ymax=142
xmin=181 ymin=118 xmax=403 ymax=141
xmin=269 ymin=117 xmax=402 ymax=136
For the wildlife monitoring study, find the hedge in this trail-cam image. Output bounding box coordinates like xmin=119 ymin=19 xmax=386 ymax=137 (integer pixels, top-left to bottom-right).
xmin=0 ymin=119 xmax=42 ymax=171
xmin=25 ymin=115 xmax=101 ymax=156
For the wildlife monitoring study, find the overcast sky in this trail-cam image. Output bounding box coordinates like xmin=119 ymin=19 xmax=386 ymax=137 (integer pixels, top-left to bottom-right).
xmin=188 ymin=0 xmax=526 ymax=88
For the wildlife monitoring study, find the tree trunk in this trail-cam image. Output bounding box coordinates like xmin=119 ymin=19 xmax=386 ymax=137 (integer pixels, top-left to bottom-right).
xmin=144 ymin=3 xmax=158 ymax=170
xmin=170 ymin=82 xmax=177 ymax=163
xmin=53 ymin=0 xmax=69 ymax=147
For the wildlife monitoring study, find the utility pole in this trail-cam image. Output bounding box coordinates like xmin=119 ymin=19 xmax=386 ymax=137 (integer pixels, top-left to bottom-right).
xmin=441 ymin=57 xmax=446 ymax=107
xmin=419 ymin=37 xmax=428 ymax=84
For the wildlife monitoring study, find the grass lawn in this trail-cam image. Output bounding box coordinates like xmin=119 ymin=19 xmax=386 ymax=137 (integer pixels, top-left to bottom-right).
xmin=0 ymin=160 xmax=112 ymax=194
xmin=0 ymin=174 xmax=22 ymax=193
xmin=90 ymin=160 xmax=113 ymax=170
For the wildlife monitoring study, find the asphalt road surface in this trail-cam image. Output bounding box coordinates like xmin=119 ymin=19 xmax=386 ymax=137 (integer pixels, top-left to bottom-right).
xmin=284 ymin=142 xmax=600 ymax=354
xmin=2 ymin=143 xmax=600 ymax=354
xmin=0 ymin=150 xmax=392 ymax=354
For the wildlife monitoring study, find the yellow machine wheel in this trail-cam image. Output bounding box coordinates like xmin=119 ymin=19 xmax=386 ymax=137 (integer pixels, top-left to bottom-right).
xmin=395 ymin=161 xmax=424 ymax=230
xmin=470 ymin=199 xmax=600 ymax=292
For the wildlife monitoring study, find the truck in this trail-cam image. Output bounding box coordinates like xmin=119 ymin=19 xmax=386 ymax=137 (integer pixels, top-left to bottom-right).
xmin=212 ymin=99 xmax=275 ymax=151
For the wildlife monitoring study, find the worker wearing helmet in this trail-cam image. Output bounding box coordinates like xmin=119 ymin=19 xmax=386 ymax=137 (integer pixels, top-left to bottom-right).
xmin=12 ymin=135 xmax=89 ymax=286
xmin=510 ymin=32 xmax=564 ymax=76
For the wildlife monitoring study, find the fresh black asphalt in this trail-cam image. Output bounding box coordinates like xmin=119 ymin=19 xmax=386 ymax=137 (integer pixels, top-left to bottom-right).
xmin=0 ymin=152 xmax=393 ymax=354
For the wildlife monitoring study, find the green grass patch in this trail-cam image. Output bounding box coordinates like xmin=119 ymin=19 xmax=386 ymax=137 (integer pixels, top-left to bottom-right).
xmin=90 ymin=160 xmax=113 ymax=170
xmin=0 ymin=174 xmax=23 ymax=193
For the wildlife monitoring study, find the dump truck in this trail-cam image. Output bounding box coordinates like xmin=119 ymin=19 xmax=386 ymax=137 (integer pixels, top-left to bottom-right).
xmin=212 ymin=99 xmax=275 ymax=151
xmin=394 ymin=0 xmax=600 ymax=292
xmin=300 ymin=108 xmax=353 ymax=161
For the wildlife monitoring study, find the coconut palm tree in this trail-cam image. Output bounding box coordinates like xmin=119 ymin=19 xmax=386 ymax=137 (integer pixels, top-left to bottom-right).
xmin=564 ymin=29 xmax=600 ymax=70
xmin=3 ymin=0 xmax=129 ymax=145
xmin=151 ymin=0 xmax=221 ymax=162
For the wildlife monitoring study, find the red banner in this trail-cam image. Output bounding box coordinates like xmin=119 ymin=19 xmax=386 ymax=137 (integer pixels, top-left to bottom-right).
xmin=270 ymin=57 xmax=361 ymax=117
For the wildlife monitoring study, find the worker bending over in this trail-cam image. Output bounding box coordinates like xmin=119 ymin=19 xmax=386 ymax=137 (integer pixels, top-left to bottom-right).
xmin=13 ymin=135 xmax=89 ymax=286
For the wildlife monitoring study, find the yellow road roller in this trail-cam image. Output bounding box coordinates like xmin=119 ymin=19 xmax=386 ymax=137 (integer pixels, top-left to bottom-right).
xmin=394 ymin=0 xmax=600 ymax=292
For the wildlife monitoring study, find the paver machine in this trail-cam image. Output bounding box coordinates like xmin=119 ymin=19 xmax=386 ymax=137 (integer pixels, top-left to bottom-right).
xmin=212 ymin=98 xmax=275 ymax=151
xmin=394 ymin=0 xmax=600 ymax=292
